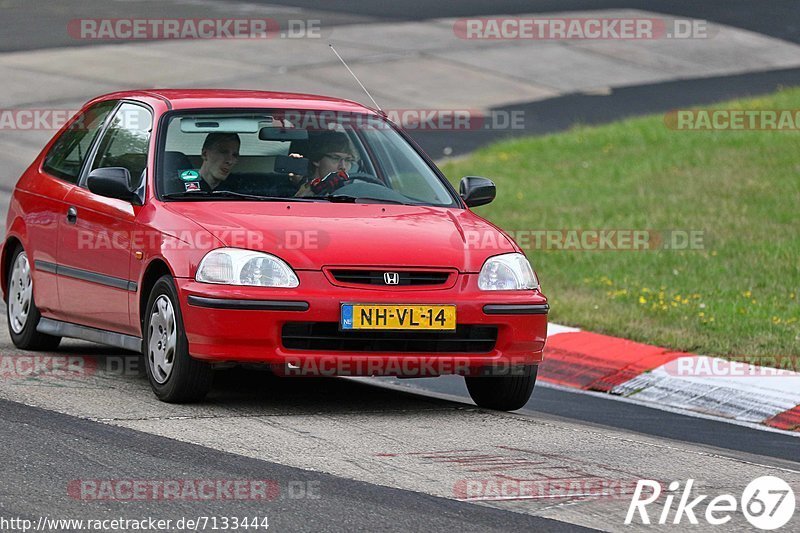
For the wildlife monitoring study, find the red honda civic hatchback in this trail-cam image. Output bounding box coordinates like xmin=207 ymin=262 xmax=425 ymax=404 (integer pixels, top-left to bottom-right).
xmin=1 ymin=90 xmax=548 ymax=409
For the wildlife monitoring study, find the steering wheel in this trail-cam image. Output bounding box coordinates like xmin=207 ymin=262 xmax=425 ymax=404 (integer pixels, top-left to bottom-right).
xmin=309 ymin=171 xmax=387 ymax=195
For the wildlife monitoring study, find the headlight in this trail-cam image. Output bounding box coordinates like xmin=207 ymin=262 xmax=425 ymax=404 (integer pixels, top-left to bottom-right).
xmin=196 ymin=248 xmax=299 ymax=288
xmin=478 ymin=253 xmax=538 ymax=290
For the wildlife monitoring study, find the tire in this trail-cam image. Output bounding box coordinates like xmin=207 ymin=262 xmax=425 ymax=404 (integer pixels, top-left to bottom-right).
xmin=143 ymin=275 xmax=213 ymax=402
xmin=465 ymin=365 xmax=537 ymax=411
xmin=6 ymin=246 xmax=61 ymax=351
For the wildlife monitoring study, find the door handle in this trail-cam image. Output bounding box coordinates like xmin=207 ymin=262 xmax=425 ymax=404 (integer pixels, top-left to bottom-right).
xmin=66 ymin=206 xmax=78 ymax=224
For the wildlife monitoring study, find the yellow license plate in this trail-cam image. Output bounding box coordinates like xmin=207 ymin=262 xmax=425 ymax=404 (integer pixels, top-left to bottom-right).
xmin=341 ymin=304 xmax=456 ymax=330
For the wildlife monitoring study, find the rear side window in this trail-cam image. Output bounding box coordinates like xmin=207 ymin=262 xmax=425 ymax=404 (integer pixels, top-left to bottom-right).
xmin=42 ymin=101 xmax=117 ymax=183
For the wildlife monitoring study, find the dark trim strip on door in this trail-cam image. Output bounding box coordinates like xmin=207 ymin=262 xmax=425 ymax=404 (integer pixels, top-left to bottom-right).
xmin=34 ymin=260 xmax=137 ymax=292
xmin=34 ymin=260 xmax=58 ymax=274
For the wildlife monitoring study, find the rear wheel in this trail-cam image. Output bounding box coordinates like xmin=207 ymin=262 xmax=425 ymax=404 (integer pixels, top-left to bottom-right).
xmin=143 ymin=275 xmax=213 ymax=402
xmin=465 ymin=365 xmax=537 ymax=411
xmin=6 ymin=246 xmax=61 ymax=351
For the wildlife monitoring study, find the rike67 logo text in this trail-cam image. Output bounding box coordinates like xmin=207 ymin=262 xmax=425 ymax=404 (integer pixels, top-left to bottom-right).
xmin=626 ymin=476 xmax=795 ymax=530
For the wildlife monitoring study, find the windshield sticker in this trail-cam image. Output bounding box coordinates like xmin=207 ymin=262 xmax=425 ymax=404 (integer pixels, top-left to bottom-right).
xmin=180 ymin=169 xmax=200 ymax=181
xmin=184 ymin=181 xmax=201 ymax=192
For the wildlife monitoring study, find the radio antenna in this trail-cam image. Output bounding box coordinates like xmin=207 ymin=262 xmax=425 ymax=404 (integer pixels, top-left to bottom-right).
xmin=328 ymin=44 xmax=383 ymax=113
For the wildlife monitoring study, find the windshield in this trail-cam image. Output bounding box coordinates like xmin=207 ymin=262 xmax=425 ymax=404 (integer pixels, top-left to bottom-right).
xmin=157 ymin=109 xmax=458 ymax=206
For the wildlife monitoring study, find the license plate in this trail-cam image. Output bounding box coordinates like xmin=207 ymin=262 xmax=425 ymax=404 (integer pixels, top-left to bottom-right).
xmin=341 ymin=304 xmax=456 ymax=330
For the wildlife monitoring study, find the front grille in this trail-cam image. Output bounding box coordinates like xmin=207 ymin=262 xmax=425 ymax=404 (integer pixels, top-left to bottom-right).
xmin=282 ymin=323 xmax=497 ymax=353
xmin=329 ymin=269 xmax=450 ymax=287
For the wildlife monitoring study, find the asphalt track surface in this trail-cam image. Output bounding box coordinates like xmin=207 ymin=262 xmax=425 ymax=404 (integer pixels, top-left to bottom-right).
xmin=0 ymin=398 xmax=590 ymax=532
xmin=371 ymin=376 xmax=800 ymax=463
xmin=0 ymin=347 xmax=797 ymax=531
xmin=0 ymin=316 xmax=797 ymax=531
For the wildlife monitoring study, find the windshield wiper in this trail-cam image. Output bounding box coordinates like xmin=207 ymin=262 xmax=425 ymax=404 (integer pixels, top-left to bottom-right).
xmin=209 ymin=190 xmax=321 ymax=202
xmin=162 ymin=190 xmax=318 ymax=202
xmin=316 ymin=194 xmax=412 ymax=205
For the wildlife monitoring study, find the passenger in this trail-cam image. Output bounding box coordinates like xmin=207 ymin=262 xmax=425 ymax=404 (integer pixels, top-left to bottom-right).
xmin=294 ymin=131 xmax=357 ymax=196
xmin=198 ymin=132 xmax=240 ymax=191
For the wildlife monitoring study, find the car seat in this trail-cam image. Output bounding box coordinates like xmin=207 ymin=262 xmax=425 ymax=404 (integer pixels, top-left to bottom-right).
xmin=162 ymin=151 xmax=195 ymax=195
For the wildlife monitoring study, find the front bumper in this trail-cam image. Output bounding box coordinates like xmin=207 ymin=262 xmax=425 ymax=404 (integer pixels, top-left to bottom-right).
xmin=176 ymin=271 xmax=548 ymax=376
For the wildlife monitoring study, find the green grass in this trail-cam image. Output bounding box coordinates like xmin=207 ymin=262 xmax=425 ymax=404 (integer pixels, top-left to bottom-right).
xmin=441 ymin=88 xmax=800 ymax=358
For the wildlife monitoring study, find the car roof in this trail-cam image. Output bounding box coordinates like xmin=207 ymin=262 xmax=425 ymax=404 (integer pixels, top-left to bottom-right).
xmin=91 ymin=89 xmax=379 ymax=114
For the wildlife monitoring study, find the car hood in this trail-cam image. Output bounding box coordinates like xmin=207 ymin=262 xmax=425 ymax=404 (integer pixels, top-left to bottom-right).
xmin=163 ymin=202 xmax=516 ymax=272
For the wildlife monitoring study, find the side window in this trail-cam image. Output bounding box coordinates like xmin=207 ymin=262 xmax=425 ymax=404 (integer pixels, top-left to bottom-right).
xmin=42 ymin=101 xmax=117 ymax=183
xmin=90 ymin=103 xmax=153 ymax=189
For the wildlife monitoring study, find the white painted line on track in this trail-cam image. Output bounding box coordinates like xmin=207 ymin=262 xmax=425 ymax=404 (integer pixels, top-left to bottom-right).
xmin=611 ymin=356 xmax=800 ymax=423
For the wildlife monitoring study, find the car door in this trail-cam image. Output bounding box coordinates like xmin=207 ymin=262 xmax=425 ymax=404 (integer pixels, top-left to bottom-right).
xmin=57 ymin=102 xmax=152 ymax=334
xmin=30 ymin=100 xmax=118 ymax=318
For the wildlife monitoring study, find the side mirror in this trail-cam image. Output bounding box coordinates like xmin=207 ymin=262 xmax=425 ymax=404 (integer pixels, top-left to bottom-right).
xmin=459 ymin=176 xmax=496 ymax=207
xmin=87 ymin=167 xmax=141 ymax=205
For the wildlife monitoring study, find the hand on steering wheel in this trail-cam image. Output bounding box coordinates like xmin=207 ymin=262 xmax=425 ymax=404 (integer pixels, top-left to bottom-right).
xmin=309 ymin=170 xmax=351 ymax=195
xmin=308 ymin=171 xmax=386 ymax=195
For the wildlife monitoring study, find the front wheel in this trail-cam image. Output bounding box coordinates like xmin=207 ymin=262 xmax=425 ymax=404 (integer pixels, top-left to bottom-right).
xmin=465 ymin=365 xmax=537 ymax=411
xmin=6 ymin=246 xmax=61 ymax=351
xmin=143 ymin=275 xmax=213 ymax=402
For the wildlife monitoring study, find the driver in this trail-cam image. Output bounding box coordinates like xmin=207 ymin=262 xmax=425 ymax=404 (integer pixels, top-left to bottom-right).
xmin=294 ymin=131 xmax=358 ymax=197
xmin=198 ymin=132 xmax=240 ymax=191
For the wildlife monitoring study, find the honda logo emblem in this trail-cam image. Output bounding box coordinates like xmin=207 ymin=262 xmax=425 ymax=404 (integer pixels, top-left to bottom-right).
xmin=383 ymin=272 xmax=400 ymax=285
